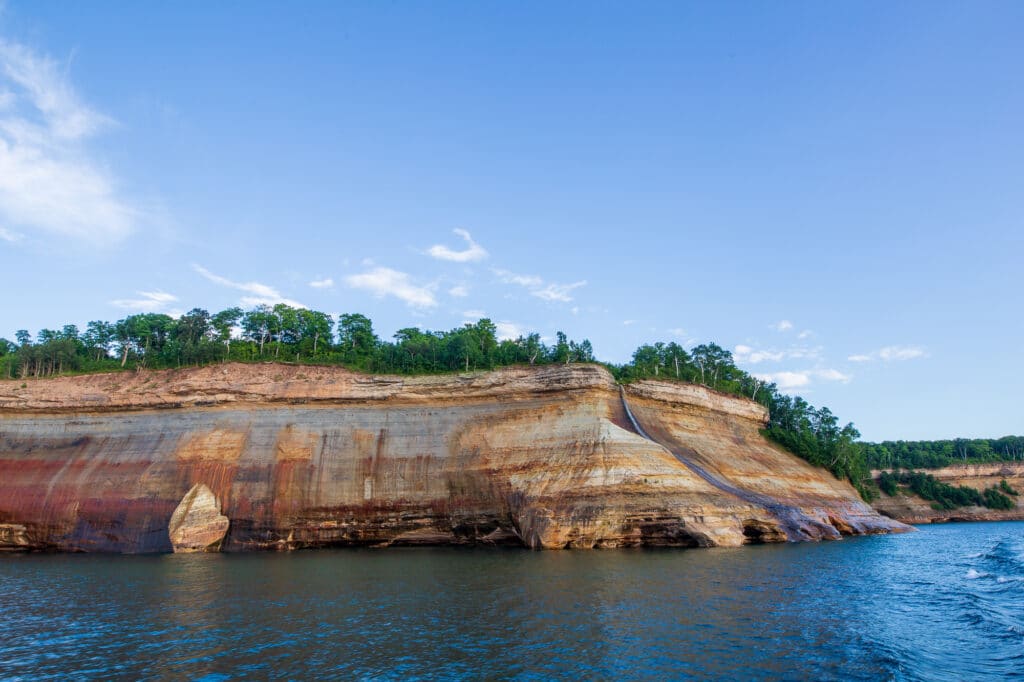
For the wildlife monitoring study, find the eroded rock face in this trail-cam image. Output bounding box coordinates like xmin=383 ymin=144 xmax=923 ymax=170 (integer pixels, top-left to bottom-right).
xmin=871 ymin=463 xmax=1024 ymax=524
xmin=0 ymin=364 xmax=909 ymax=552
xmin=168 ymin=484 xmax=229 ymax=552
xmin=0 ymin=524 xmax=30 ymax=551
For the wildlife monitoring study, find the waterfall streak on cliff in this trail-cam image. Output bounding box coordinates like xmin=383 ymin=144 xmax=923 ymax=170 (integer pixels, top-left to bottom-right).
xmin=620 ymin=386 xmax=822 ymax=542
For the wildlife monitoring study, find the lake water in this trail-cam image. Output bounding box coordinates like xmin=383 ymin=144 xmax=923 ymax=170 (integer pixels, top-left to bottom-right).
xmin=1 ymin=522 xmax=1022 ymax=681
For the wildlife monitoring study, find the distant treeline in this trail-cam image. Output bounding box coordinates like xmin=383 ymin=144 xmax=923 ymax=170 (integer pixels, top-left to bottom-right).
xmin=0 ymin=304 xmax=1004 ymax=502
xmin=862 ymin=437 xmax=1024 ymax=470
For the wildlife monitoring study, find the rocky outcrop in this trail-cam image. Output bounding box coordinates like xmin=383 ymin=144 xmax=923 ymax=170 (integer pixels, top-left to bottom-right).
xmin=871 ymin=463 xmax=1024 ymax=524
xmin=168 ymin=484 xmax=230 ymax=552
xmin=0 ymin=363 xmax=908 ymax=552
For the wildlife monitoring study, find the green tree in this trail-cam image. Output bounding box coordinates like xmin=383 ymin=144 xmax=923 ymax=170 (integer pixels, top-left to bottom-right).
xmin=82 ymin=321 xmax=115 ymax=361
xmin=295 ymin=309 xmax=332 ymax=357
xmin=211 ymin=307 xmax=243 ymax=358
xmin=337 ymin=313 xmax=378 ymax=365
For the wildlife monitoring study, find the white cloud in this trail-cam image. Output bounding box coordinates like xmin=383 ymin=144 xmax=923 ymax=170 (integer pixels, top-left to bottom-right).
xmin=667 ymin=328 xmax=688 ymax=338
xmin=308 ymin=277 xmax=334 ymax=289
xmin=110 ymin=290 xmax=179 ymax=313
xmin=879 ymin=345 xmax=927 ymax=361
xmin=462 ymin=309 xmax=486 ymax=319
xmin=493 ymin=268 xmax=543 ymax=288
xmin=0 ymin=225 xmax=21 ymax=242
xmin=753 ymin=366 xmax=850 ymax=391
xmin=814 ymin=368 xmax=852 ymax=383
xmin=345 ymin=266 xmax=437 ymax=308
xmin=0 ymin=39 xmax=138 ymax=244
xmin=770 ymin=320 xmax=794 ymax=332
xmin=493 ymin=268 xmax=586 ymax=303
xmin=193 ymin=264 xmax=305 ymax=308
xmin=734 ymin=343 xmax=822 ymax=365
xmin=848 ymin=346 xmax=927 ymax=363
xmin=622 ymin=320 xmax=636 ymax=326
xmin=496 ymin=321 xmax=525 ymax=341
xmin=754 ymin=371 xmax=810 ymax=391
xmin=734 ymin=344 xmax=785 ymax=364
xmin=448 ymin=285 xmax=469 ymax=298
xmin=797 ymin=330 xmax=813 ymax=339
xmin=532 ymin=281 xmax=586 ymax=302
xmin=427 ymin=228 xmax=488 ymax=263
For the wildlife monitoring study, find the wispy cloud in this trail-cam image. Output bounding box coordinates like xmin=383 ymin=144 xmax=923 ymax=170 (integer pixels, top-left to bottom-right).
xmin=0 ymin=39 xmax=138 ymax=244
xmin=193 ymin=264 xmax=305 ymax=308
xmin=462 ymin=309 xmax=486 ymax=320
xmin=110 ymin=290 xmax=179 ymax=314
xmin=753 ymin=367 xmax=850 ymax=392
xmin=532 ymin=281 xmax=587 ymax=302
xmin=0 ymin=225 xmax=21 ymax=242
xmin=814 ymin=368 xmax=852 ymax=383
xmin=770 ymin=320 xmax=794 ymax=332
xmin=734 ymin=343 xmax=821 ymax=364
xmin=308 ymin=277 xmax=334 ymax=289
xmin=848 ymin=345 xmax=927 ymax=363
xmin=734 ymin=344 xmax=784 ymax=364
xmin=493 ymin=269 xmax=542 ymax=288
xmin=493 ymin=268 xmax=587 ymax=303
xmin=879 ymin=346 xmax=927 ymax=361
xmin=448 ymin=285 xmax=469 ymax=298
xmin=427 ymin=228 xmax=488 ymax=263
xmin=345 ymin=266 xmax=437 ymax=308
xmin=495 ymin=321 xmax=525 ymax=341
xmin=754 ymin=370 xmax=810 ymax=391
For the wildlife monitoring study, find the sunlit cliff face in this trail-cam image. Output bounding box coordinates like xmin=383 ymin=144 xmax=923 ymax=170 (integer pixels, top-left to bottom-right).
xmin=0 ymin=364 xmax=906 ymax=552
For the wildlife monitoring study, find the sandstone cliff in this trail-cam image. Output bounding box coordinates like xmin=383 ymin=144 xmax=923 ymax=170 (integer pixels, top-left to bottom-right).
xmin=0 ymin=363 xmax=907 ymax=552
xmin=871 ymin=463 xmax=1024 ymax=524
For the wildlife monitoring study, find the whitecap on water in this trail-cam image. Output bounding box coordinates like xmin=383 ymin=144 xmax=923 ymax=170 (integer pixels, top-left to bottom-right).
xmin=965 ymin=569 xmax=986 ymax=580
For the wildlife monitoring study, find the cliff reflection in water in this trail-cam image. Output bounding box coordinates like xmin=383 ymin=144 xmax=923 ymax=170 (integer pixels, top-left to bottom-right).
xmin=2 ymin=522 xmax=1023 ymax=680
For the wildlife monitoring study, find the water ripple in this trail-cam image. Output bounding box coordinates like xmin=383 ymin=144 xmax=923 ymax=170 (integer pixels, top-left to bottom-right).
xmin=0 ymin=523 xmax=1022 ymax=680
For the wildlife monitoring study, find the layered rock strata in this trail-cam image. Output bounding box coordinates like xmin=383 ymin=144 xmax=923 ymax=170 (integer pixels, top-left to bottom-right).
xmin=0 ymin=363 xmax=907 ymax=552
xmin=871 ymin=463 xmax=1024 ymax=524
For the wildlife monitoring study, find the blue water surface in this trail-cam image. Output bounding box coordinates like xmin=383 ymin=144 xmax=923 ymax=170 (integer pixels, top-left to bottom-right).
xmin=1 ymin=522 xmax=1022 ymax=681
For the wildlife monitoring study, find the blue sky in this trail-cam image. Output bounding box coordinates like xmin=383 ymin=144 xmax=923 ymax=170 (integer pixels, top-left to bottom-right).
xmin=1 ymin=2 xmax=1022 ymax=440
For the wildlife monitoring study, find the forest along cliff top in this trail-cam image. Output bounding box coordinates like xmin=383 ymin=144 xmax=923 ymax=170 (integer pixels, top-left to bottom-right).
xmin=0 ymin=362 xmax=768 ymax=421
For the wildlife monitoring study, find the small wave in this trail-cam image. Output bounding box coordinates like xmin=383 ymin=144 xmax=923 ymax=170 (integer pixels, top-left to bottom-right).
xmin=966 ymin=569 xmax=986 ymax=580
xmin=981 ymin=538 xmax=1024 ymax=573
xmin=996 ymin=576 xmax=1021 ymax=584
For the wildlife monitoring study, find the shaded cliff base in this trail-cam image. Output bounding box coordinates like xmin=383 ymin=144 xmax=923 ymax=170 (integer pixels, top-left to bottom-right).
xmin=871 ymin=463 xmax=1024 ymax=524
xmin=0 ymin=364 xmax=908 ymax=553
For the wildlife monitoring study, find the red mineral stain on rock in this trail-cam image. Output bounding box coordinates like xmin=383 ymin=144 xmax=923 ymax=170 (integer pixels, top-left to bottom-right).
xmin=0 ymin=363 xmax=911 ymax=552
